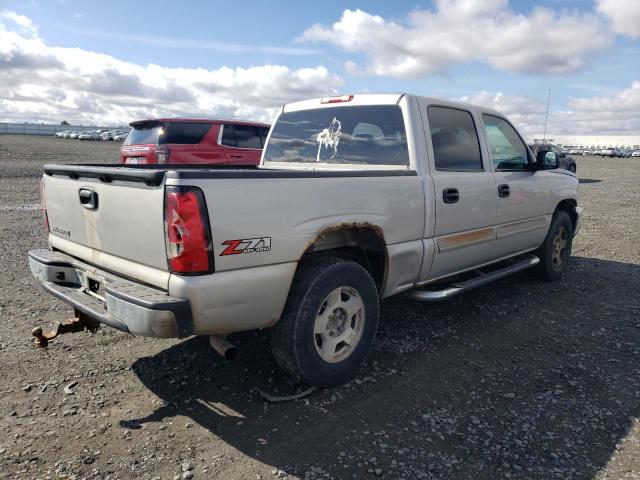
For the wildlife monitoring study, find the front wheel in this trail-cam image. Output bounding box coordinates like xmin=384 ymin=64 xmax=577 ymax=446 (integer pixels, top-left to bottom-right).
xmin=569 ymin=164 xmax=576 ymax=173
xmin=270 ymin=256 xmax=379 ymax=387
xmin=536 ymin=210 xmax=574 ymax=281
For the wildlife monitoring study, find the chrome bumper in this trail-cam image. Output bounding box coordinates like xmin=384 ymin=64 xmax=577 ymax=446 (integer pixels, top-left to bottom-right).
xmin=28 ymin=249 xmax=191 ymax=338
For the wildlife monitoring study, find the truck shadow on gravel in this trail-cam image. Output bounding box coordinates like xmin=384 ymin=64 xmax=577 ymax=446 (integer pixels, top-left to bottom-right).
xmin=125 ymin=256 xmax=640 ymax=478
xmin=578 ymin=178 xmax=602 ymax=184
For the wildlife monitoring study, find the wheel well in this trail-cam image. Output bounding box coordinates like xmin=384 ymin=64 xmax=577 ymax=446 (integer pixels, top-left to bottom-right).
xmin=300 ymin=225 xmax=387 ymax=292
xmin=555 ymin=199 xmax=577 ymax=231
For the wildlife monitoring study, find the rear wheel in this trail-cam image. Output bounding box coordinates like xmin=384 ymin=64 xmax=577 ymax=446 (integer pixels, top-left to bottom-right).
xmin=569 ymin=164 xmax=576 ymax=173
xmin=270 ymin=256 xmax=379 ymax=387
xmin=536 ymin=210 xmax=573 ymax=281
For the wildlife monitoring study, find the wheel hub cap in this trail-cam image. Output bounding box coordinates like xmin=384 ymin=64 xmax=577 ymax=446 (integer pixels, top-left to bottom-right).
xmin=313 ymin=286 xmax=365 ymax=363
xmin=552 ymin=225 xmax=568 ymax=267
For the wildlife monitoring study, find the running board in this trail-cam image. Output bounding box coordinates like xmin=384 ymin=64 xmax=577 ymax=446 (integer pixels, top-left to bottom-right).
xmin=409 ymin=254 xmax=540 ymax=302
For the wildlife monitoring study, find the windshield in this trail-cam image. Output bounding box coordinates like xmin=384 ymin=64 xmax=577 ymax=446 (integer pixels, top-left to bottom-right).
xmin=263 ymin=105 xmax=409 ymax=166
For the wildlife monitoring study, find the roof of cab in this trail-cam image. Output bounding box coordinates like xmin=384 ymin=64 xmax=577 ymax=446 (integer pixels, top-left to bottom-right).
xmin=282 ymin=93 xmax=505 ymax=118
xmin=129 ymin=118 xmax=270 ymax=128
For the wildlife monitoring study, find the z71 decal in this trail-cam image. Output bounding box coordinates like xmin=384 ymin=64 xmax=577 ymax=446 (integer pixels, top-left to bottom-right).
xmin=220 ymin=237 xmax=272 ymax=256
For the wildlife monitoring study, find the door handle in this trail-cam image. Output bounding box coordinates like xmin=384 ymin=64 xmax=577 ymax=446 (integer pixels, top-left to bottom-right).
xmin=78 ymin=188 xmax=98 ymax=210
xmin=229 ymin=154 xmax=243 ymax=158
xmin=498 ymin=184 xmax=510 ymax=198
xmin=442 ymin=188 xmax=459 ymax=204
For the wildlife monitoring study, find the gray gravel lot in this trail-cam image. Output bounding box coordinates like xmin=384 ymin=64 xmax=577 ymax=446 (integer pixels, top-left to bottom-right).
xmin=0 ymin=134 xmax=639 ymax=479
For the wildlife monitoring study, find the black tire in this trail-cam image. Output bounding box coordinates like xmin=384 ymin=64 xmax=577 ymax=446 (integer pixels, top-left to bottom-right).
xmin=536 ymin=210 xmax=574 ymax=281
xmin=569 ymin=164 xmax=576 ymax=173
xmin=270 ymin=256 xmax=379 ymax=388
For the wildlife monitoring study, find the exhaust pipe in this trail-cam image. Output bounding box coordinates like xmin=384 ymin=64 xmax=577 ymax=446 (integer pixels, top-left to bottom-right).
xmin=209 ymin=335 xmax=238 ymax=360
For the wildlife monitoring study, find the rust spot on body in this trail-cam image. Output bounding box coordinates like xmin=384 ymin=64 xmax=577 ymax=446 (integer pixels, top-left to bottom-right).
xmin=303 ymin=222 xmax=389 ymax=292
xmin=437 ymin=227 xmax=495 ymax=252
xmin=315 ymin=221 xmax=385 ymax=241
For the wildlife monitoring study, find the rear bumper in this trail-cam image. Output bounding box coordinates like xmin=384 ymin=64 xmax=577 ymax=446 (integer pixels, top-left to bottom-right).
xmin=28 ymin=249 xmax=191 ymax=338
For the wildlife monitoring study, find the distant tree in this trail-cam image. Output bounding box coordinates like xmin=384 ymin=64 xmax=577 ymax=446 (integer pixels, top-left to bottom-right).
xmin=60 ymin=120 xmax=70 ymax=125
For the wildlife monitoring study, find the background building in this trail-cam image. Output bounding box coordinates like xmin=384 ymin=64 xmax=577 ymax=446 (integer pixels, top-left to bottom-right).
xmin=530 ymin=135 xmax=640 ymax=149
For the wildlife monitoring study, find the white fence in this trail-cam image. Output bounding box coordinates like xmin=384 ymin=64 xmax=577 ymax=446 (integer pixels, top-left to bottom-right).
xmin=0 ymin=123 xmax=119 ymax=136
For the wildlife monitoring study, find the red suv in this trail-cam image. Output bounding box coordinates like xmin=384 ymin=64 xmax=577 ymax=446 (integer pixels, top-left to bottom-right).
xmin=120 ymin=118 xmax=270 ymax=165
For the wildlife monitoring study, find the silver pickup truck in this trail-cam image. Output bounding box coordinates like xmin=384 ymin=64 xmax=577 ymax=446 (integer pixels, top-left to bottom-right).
xmin=29 ymin=94 xmax=582 ymax=387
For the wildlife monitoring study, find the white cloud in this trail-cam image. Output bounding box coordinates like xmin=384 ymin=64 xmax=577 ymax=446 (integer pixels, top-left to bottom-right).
xmin=63 ymin=28 xmax=320 ymax=56
xmin=301 ymin=2 xmax=612 ymax=78
xmin=560 ymin=80 xmax=640 ymax=135
xmin=596 ymin=0 xmax=640 ymax=39
xmin=0 ymin=12 xmax=343 ymax=125
xmin=460 ymin=82 xmax=640 ymax=137
xmin=1 ymin=10 xmax=38 ymax=37
xmin=460 ymin=91 xmax=546 ymax=136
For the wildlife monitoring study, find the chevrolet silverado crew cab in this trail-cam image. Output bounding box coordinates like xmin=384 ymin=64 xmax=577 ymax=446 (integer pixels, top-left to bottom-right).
xmin=29 ymin=94 xmax=582 ymax=387
xmin=121 ymin=118 xmax=270 ymax=165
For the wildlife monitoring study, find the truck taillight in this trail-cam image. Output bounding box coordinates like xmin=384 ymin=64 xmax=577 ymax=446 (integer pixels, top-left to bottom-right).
xmin=40 ymin=178 xmax=49 ymax=233
xmin=164 ymin=186 xmax=213 ymax=274
xmin=156 ymin=145 xmax=171 ymax=164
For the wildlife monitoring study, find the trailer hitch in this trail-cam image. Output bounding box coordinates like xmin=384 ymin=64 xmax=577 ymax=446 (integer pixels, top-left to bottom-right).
xmin=32 ymin=314 xmax=99 ymax=348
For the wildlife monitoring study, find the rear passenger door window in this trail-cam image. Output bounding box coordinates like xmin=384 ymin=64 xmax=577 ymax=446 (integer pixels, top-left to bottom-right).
xmin=235 ymin=125 xmax=262 ymax=149
xmin=482 ymin=115 xmax=530 ymax=171
xmin=220 ymin=125 xmax=262 ymax=149
xmin=221 ymin=125 xmax=238 ymax=147
xmin=427 ymin=106 xmax=483 ymax=171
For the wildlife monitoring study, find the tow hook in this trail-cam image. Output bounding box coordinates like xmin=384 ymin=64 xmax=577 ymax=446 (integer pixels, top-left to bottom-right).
xmin=31 ymin=314 xmax=99 ymax=348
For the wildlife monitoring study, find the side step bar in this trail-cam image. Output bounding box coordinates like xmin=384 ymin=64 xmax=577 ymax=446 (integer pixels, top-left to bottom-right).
xmin=409 ymin=254 xmax=540 ymax=302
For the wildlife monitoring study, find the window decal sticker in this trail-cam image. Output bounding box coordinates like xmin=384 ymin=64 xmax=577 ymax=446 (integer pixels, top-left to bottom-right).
xmin=316 ymin=117 xmax=341 ymax=162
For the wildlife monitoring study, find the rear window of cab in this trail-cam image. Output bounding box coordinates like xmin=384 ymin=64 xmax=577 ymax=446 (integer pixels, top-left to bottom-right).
xmin=263 ymin=105 xmax=409 ymax=166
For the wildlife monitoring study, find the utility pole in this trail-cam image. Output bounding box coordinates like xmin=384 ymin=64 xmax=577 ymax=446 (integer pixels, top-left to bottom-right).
xmin=543 ymin=88 xmax=551 ymax=142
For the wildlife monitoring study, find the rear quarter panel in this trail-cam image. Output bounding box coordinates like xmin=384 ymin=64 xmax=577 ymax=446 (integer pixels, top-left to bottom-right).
xmin=168 ymin=174 xmax=425 ymax=271
xmin=165 ymin=172 xmax=425 ymax=334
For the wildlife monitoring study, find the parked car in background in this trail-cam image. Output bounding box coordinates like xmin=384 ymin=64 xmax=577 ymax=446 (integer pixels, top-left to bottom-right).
xmin=529 ymin=144 xmax=576 ymax=173
xmin=113 ymin=131 xmax=129 ymax=142
xmin=632 ymin=150 xmax=640 ymax=157
xmin=601 ymin=148 xmax=615 ymax=157
xmin=582 ymin=149 xmax=592 ymax=155
xmin=568 ymin=148 xmax=582 ymax=155
xmin=120 ymin=118 xmax=270 ymax=165
xmin=69 ymin=131 xmax=80 ymax=139
xmin=78 ymin=131 xmax=100 ymax=141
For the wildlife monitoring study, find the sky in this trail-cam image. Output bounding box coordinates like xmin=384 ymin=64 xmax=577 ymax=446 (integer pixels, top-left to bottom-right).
xmin=0 ymin=0 xmax=639 ymax=138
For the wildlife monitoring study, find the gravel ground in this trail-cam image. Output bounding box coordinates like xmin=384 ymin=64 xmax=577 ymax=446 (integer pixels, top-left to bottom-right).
xmin=0 ymin=134 xmax=639 ymax=479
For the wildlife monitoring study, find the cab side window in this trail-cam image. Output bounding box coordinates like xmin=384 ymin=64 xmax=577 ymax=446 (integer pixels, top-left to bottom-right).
xmin=482 ymin=115 xmax=530 ymax=171
xmin=427 ymin=106 xmax=483 ymax=171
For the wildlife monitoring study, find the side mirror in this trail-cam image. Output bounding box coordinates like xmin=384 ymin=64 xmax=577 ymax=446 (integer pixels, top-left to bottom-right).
xmin=535 ymin=150 xmax=559 ymax=170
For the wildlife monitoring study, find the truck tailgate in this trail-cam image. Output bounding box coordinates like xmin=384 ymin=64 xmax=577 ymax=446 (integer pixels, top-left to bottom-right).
xmin=43 ymin=165 xmax=170 ymax=288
